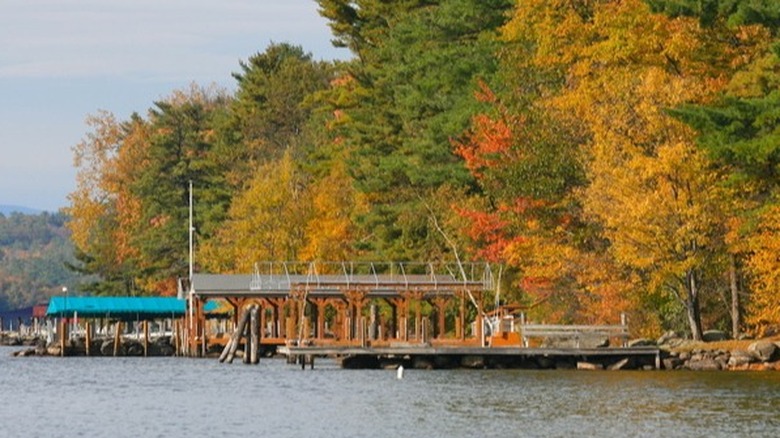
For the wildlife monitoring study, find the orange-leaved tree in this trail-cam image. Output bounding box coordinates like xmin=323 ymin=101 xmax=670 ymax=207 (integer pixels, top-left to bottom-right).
xmin=67 ymin=111 xmax=149 ymax=295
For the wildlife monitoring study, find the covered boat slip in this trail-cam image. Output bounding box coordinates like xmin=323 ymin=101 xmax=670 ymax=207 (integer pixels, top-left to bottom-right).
xmin=182 ymin=262 xmax=495 ymax=357
xmin=46 ymin=296 xmax=218 ymax=356
xmin=47 ymin=296 xmax=195 ymax=320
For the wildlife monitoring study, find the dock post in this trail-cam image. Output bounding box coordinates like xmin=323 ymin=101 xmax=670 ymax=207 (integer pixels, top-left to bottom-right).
xmin=113 ymin=321 xmax=122 ymax=357
xmin=243 ymin=317 xmax=251 ymax=364
xmin=359 ymin=317 xmax=366 ymax=347
xmin=173 ymin=319 xmax=180 ymax=356
xmin=85 ymin=321 xmax=91 ymax=357
xmin=201 ymin=322 xmax=207 ymax=358
xmin=143 ymin=321 xmax=149 ymax=357
xmin=520 ymin=312 xmax=527 ymax=347
xmin=59 ymin=319 xmax=67 ymax=357
xmin=250 ymin=305 xmax=259 ymax=365
xmin=620 ymin=313 xmax=628 ymax=347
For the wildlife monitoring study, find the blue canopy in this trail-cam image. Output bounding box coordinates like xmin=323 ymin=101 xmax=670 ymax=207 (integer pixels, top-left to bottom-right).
xmin=46 ymin=296 xmax=216 ymax=320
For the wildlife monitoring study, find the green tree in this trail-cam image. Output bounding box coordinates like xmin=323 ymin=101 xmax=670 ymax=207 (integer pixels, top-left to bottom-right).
xmin=218 ymin=43 xmax=334 ymax=187
xmin=0 ymin=212 xmax=85 ymax=309
xmin=130 ymin=85 xmax=232 ymax=294
xmin=317 ymin=0 xmax=512 ymax=260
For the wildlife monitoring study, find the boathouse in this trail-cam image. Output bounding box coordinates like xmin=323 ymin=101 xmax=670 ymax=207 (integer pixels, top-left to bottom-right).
xmin=180 ymin=262 xmax=494 ymax=357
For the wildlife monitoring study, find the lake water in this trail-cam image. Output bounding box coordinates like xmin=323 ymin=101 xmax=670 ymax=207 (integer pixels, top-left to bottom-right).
xmin=1 ymin=346 xmax=779 ymax=437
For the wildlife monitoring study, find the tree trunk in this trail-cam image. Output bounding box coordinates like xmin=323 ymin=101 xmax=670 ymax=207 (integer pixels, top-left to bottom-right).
xmin=686 ymin=270 xmax=703 ymax=341
xmin=729 ymin=254 xmax=740 ymax=339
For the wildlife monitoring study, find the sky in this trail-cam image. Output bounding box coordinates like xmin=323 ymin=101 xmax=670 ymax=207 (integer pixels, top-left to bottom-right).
xmin=0 ymin=0 xmax=349 ymax=212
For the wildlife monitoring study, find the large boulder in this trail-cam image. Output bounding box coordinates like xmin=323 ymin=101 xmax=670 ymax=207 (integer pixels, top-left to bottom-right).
xmin=100 ymin=339 xmax=127 ymax=356
xmin=685 ymin=358 xmax=721 ymax=371
xmin=662 ymin=357 xmax=683 ymax=370
xmin=125 ymin=340 xmax=144 ymax=356
xmin=702 ymin=330 xmax=729 ymax=342
xmin=728 ymin=351 xmax=754 ymax=369
xmin=628 ymin=338 xmax=655 ymax=347
xmin=657 ymin=330 xmax=681 ymax=346
xmin=748 ymin=341 xmax=777 ymax=362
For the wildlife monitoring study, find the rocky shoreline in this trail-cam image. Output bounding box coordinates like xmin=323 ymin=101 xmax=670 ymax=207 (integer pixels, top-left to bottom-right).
xmin=1 ymin=332 xmax=176 ymax=357
xmin=4 ymin=329 xmax=780 ymax=370
xmin=650 ymin=330 xmax=780 ymax=371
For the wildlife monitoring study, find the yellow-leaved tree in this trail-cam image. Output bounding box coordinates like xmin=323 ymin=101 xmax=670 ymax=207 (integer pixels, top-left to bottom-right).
xmin=299 ymin=159 xmax=359 ymax=262
xmin=200 ymin=150 xmax=311 ymax=272
xmin=746 ymin=206 xmax=780 ymax=333
xmin=501 ymin=0 xmax=757 ymax=339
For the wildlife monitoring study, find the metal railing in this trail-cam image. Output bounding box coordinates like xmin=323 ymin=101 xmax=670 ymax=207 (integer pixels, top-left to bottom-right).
xmin=249 ymin=261 xmax=494 ymax=292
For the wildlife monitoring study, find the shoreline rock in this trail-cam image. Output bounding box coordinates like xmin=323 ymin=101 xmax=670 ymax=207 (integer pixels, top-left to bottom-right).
xmin=7 ymin=334 xmax=178 ymax=358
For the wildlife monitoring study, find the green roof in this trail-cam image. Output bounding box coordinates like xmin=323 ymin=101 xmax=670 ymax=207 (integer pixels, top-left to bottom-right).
xmin=46 ymin=296 xmax=212 ymax=319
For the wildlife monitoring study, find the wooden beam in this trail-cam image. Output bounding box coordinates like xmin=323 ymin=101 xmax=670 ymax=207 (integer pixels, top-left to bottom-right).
xmin=221 ymin=306 xmax=251 ymax=364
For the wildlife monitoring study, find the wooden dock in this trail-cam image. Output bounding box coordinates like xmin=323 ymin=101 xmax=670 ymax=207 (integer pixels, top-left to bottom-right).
xmin=278 ymin=345 xmax=662 ymax=370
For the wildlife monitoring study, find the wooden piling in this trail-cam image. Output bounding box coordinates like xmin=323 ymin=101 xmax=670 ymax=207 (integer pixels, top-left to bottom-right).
xmin=173 ymin=319 xmax=179 ymax=356
xmin=113 ymin=321 xmax=122 ymax=357
xmin=221 ymin=307 xmax=251 ymax=364
xmin=143 ymin=320 xmax=149 ymax=357
xmin=85 ymin=321 xmax=91 ymax=356
xmin=218 ymin=338 xmax=234 ymax=363
xmin=359 ymin=317 xmax=366 ymax=347
xmin=59 ymin=319 xmax=66 ymax=357
xmin=243 ymin=313 xmax=251 ymax=364
xmin=250 ymin=306 xmax=259 ymax=365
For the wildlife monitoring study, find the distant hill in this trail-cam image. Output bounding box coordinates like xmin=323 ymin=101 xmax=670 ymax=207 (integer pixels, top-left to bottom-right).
xmin=0 ymin=212 xmax=85 ymax=311
xmin=0 ymin=205 xmax=43 ymax=216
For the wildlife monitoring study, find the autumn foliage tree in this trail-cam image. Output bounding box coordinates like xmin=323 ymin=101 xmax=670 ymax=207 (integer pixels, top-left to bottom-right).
xmin=64 ymin=0 xmax=780 ymax=338
xmin=653 ymin=0 xmax=780 ymax=333
xmin=67 ymin=111 xmax=149 ymax=295
xmin=475 ymin=0 xmax=767 ymax=338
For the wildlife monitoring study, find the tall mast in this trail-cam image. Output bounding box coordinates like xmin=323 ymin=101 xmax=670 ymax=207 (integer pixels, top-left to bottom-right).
xmin=188 ymin=180 xmax=194 ymax=336
xmin=189 ymin=180 xmax=194 ymax=282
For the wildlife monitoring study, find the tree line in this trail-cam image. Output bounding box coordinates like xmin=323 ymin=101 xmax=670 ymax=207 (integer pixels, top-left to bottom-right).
xmin=67 ymin=0 xmax=780 ymax=339
xmin=0 ymin=212 xmax=82 ymax=310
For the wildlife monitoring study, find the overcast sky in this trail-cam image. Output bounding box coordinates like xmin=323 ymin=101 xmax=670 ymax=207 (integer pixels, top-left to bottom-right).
xmin=0 ymin=0 xmax=349 ymax=212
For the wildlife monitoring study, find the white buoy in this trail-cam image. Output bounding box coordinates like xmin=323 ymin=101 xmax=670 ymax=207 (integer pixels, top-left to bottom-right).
xmin=397 ymin=365 xmax=404 ymax=379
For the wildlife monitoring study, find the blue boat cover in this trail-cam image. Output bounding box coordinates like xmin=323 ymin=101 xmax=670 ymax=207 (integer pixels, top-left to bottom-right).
xmin=46 ymin=296 xmax=216 ymax=319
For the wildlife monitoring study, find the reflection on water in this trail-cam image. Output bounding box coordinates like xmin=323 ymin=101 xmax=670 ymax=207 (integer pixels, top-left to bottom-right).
xmin=1 ymin=346 xmax=779 ymax=437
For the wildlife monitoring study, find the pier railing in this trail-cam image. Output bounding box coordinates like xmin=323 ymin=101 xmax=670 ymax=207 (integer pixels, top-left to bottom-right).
xmin=518 ymin=313 xmax=630 ymax=348
xmin=249 ymin=261 xmax=494 ymax=293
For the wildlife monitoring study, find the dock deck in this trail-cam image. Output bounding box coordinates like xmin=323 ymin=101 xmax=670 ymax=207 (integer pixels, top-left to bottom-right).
xmin=278 ymin=345 xmax=662 ymax=370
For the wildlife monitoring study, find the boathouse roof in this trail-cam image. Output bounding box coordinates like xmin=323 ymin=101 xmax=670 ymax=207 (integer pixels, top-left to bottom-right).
xmin=46 ymin=296 xmax=214 ymax=319
xmin=188 ymin=270 xmax=491 ymax=299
